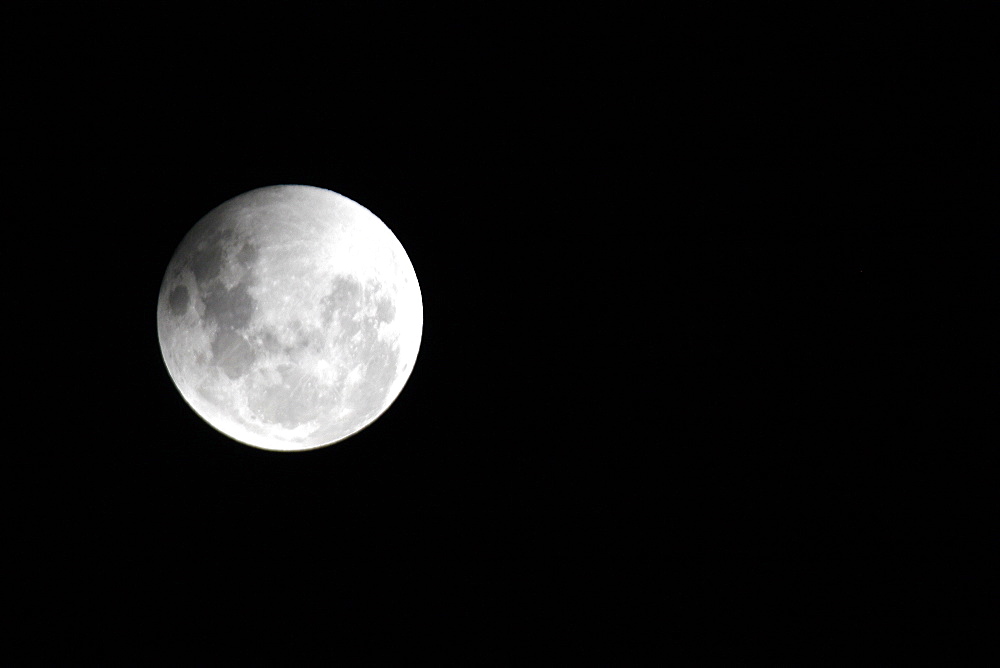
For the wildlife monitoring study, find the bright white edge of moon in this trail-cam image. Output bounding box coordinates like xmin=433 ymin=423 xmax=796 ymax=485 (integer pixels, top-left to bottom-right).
xmin=157 ymin=185 xmax=422 ymax=452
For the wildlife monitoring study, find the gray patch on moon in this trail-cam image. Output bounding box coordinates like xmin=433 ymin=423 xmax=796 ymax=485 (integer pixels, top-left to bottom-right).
xmin=188 ymin=227 xmax=238 ymax=285
xmin=190 ymin=241 xmax=224 ymax=284
xmin=321 ymin=276 xmax=397 ymax=329
xmin=320 ymin=276 xmax=364 ymax=327
xmin=168 ymin=285 xmax=189 ymax=316
xmin=275 ymin=319 xmax=323 ymax=360
xmin=340 ymin=317 xmax=363 ymax=339
xmin=202 ymin=281 xmax=255 ymax=331
xmin=236 ymin=242 xmax=258 ymax=267
xmin=375 ymin=296 xmax=396 ymax=323
xmin=211 ymin=326 xmax=256 ymax=380
xmin=260 ymin=329 xmax=283 ymax=354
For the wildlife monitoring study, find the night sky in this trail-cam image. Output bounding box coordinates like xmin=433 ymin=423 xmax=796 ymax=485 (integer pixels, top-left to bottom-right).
xmin=10 ymin=4 xmax=991 ymax=663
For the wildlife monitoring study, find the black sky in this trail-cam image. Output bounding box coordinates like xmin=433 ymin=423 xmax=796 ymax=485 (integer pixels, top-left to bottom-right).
xmin=9 ymin=4 xmax=993 ymax=663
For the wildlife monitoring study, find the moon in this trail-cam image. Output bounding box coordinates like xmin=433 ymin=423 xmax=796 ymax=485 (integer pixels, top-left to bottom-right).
xmin=157 ymin=185 xmax=422 ymax=451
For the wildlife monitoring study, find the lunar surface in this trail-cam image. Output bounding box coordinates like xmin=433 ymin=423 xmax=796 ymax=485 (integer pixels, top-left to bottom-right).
xmin=157 ymin=185 xmax=422 ymax=451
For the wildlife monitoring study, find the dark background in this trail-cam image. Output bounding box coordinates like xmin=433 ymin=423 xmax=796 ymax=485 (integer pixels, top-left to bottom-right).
xmin=10 ymin=3 xmax=992 ymax=664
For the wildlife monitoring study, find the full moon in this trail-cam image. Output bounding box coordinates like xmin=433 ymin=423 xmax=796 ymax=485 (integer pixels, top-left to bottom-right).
xmin=157 ymin=185 xmax=422 ymax=451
